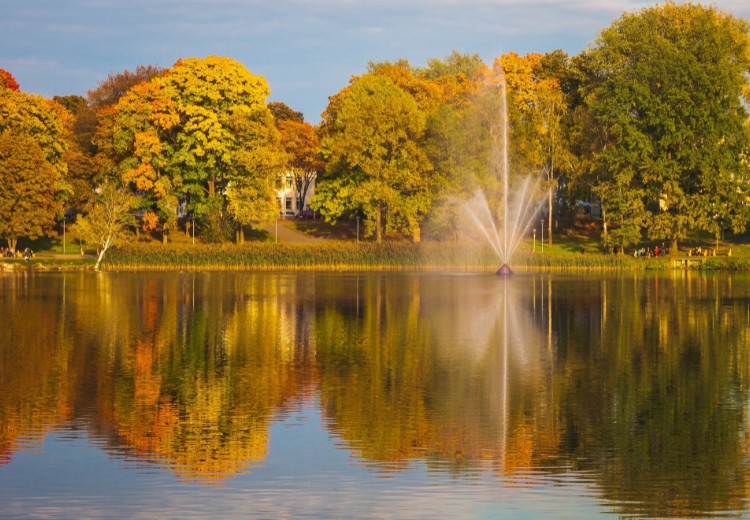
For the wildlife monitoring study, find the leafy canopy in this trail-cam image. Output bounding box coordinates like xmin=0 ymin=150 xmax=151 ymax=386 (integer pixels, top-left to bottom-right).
xmin=0 ymin=133 xmax=61 ymax=251
xmin=579 ymin=3 xmax=750 ymax=250
xmin=317 ymin=74 xmax=432 ymax=242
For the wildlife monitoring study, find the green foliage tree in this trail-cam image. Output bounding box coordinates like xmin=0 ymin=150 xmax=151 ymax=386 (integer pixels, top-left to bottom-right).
xmin=72 ymin=179 xmax=137 ymax=270
xmin=0 ymin=133 xmax=61 ymax=252
xmin=578 ymin=3 xmax=750 ymax=252
xmin=225 ymin=108 xmax=284 ymax=241
xmin=421 ymin=50 xmax=485 ymax=81
xmin=316 ymin=74 xmax=432 ymax=243
xmin=415 ymin=54 xmax=490 ymax=239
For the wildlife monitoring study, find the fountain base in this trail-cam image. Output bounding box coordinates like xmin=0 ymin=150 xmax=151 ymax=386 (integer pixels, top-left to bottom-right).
xmin=495 ymin=264 xmax=512 ymax=276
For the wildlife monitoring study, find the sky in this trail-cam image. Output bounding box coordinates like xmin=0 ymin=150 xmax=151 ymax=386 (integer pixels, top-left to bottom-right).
xmin=2 ymin=0 xmax=750 ymax=123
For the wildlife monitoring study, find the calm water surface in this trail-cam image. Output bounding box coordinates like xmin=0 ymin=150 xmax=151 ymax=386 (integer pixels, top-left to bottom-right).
xmin=1 ymin=270 xmax=750 ymax=518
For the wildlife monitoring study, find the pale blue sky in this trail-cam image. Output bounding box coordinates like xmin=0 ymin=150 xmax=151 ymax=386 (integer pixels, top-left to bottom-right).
xmin=2 ymin=0 xmax=749 ymax=122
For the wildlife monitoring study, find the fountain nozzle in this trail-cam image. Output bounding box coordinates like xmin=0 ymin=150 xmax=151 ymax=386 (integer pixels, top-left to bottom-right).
xmin=496 ymin=264 xmax=512 ymax=276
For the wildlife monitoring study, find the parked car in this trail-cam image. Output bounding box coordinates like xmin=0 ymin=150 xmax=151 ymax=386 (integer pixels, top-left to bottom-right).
xmin=296 ymin=209 xmax=319 ymax=220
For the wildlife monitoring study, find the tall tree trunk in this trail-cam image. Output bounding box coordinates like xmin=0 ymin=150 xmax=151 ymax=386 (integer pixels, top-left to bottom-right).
xmin=375 ymin=203 xmax=383 ymax=244
xmin=671 ymin=237 xmax=678 ymax=255
xmin=94 ymin=238 xmax=111 ymax=271
xmin=95 ymin=250 xmax=106 ymax=271
xmin=7 ymin=237 xmax=17 ymax=253
xmin=412 ymin=224 xmax=421 ymax=244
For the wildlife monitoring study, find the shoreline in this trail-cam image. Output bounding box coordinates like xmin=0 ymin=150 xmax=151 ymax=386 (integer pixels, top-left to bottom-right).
xmin=1 ymin=249 xmax=747 ymax=273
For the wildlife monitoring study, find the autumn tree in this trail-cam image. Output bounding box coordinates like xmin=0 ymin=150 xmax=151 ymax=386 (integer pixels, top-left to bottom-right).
xmin=0 ymin=69 xmax=20 ymax=92
xmin=72 ymin=179 xmax=137 ymax=270
xmin=421 ymin=51 xmax=485 ymax=81
xmin=97 ymin=56 xmax=283 ymax=242
xmin=268 ymin=101 xmax=303 ymax=123
xmin=72 ymin=66 xmax=165 ymax=157
xmin=0 ymin=87 xmax=70 ymax=248
xmin=367 ymin=59 xmax=444 ymax=113
xmin=90 ymin=65 xmax=164 ymax=110
xmin=52 ymin=94 xmax=86 ymax=115
xmin=0 ymin=133 xmax=61 ymax=252
xmin=276 ymin=117 xmax=322 ymax=213
xmin=52 ymin=95 xmax=104 ymax=210
xmin=36 ymin=67 xmax=165 ymax=223
xmin=269 ymin=102 xmax=321 ymax=214
xmin=418 ymin=51 xmax=485 ymax=110
xmin=500 ymin=51 xmax=573 ymax=246
xmin=365 ymin=53 xmax=492 ymax=240
xmin=0 ymin=88 xmax=70 ymax=177
xmin=578 ymin=4 xmax=750 ymax=252
xmin=316 ymin=74 xmax=432 ymax=243
xmin=95 ymin=79 xmax=179 ymax=240
xmin=160 ymin=56 xmax=282 ymax=206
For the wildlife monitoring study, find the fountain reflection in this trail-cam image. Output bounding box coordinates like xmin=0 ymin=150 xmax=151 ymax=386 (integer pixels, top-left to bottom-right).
xmin=316 ymin=273 xmax=558 ymax=479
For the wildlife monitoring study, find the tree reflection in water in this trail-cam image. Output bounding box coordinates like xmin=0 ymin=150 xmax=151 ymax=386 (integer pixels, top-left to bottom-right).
xmin=0 ymin=271 xmax=749 ymax=517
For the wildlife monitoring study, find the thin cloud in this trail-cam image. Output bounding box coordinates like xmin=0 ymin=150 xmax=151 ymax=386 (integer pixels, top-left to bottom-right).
xmin=2 ymin=0 xmax=748 ymax=121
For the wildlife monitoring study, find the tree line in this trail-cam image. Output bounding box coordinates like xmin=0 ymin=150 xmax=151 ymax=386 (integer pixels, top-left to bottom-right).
xmin=1 ymin=3 xmax=749 ymax=262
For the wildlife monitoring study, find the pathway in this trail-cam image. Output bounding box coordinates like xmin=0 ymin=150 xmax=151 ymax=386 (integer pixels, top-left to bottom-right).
xmin=262 ymin=219 xmax=323 ymax=244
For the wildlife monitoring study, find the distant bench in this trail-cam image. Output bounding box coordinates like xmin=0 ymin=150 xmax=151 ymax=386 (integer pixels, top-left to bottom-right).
xmin=687 ymin=247 xmax=732 ymax=257
xmin=672 ymin=247 xmax=733 ymax=268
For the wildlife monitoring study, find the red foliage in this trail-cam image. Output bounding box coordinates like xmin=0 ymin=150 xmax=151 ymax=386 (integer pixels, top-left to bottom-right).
xmin=0 ymin=69 xmax=20 ymax=91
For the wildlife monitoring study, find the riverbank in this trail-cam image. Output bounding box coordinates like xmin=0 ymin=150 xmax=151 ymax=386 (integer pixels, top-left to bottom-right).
xmin=0 ymin=256 xmax=96 ymax=271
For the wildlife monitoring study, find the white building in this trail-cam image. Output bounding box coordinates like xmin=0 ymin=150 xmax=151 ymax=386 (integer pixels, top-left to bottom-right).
xmin=276 ymin=171 xmax=316 ymax=217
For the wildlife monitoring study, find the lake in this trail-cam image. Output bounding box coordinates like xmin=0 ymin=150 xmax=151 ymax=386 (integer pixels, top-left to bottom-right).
xmin=1 ymin=270 xmax=749 ymax=518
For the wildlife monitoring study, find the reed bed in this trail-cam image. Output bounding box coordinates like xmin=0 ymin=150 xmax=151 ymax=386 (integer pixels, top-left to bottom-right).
xmin=689 ymin=257 xmax=750 ymax=270
xmin=105 ymin=242 xmax=487 ymax=270
xmin=101 ymin=242 xmax=686 ymax=271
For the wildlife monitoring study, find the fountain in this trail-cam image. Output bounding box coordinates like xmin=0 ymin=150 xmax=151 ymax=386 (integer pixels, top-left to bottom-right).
xmin=463 ymin=69 xmax=549 ymax=275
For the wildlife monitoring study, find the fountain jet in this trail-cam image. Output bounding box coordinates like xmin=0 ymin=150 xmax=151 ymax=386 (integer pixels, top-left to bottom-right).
xmin=463 ymin=65 xmax=549 ymax=275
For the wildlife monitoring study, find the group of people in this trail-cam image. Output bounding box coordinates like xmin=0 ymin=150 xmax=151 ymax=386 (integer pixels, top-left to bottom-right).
xmin=1 ymin=247 xmax=34 ymax=259
xmin=633 ymin=245 xmax=667 ymax=258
